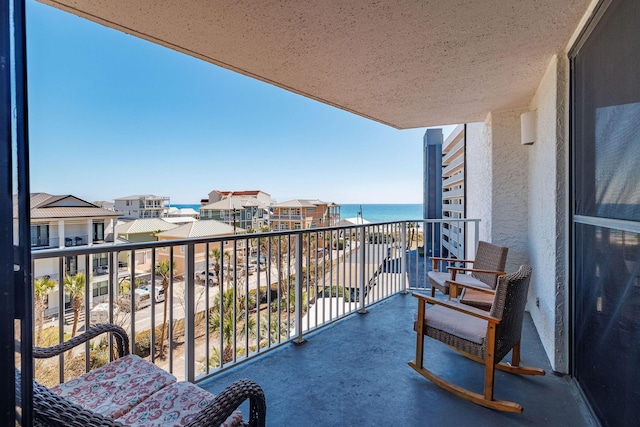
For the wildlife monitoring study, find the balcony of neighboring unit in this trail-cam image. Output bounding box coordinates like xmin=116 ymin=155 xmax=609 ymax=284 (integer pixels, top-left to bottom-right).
xmin=442 ymin=203 xmax=464 ymax=214
xmin=442 ymin=155 xmax=464 ymax=177
xmin=63 ymin=235 xmax=88 ymax=247
xmin=441 ymin=137 xmax=465 ymax=164
xmin=442 ymin=188 xmax=464 ymax=200
xmin=31 ymin=236 xmax=59 ymax=250
xmin=442 ymin=172 xmax=464 ymax=189
xmin=269 ymin=214 xmax=304 ymax=220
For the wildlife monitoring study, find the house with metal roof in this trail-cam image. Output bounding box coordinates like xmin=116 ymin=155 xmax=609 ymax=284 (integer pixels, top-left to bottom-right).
xmin=200 ymin=197 xmax=268 ymax=231
xmin=270 ymin=199 xmax=341 ymax=230
xmin=155 ymin=220 xmax=244 ymax=276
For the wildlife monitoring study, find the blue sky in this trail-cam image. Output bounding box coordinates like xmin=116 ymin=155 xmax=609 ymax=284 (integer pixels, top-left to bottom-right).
xmin=26 ymin=1 xmax=454 ymax=205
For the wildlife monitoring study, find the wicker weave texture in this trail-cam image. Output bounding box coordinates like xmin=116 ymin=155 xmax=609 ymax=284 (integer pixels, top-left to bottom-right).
xmin=27 ymin=323 xmax=266 ymax=427
xmin=423 ymin=265 xmax=532 ymax=362
xmin=470 ymin=241 xmax=508 ymax=288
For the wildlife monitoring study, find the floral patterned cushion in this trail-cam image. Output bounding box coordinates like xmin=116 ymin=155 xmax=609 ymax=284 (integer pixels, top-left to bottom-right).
xmin=51 ymin=354 xmax=176 ymax=419
xmin=116 ymin=381 xmax=243 ymax=427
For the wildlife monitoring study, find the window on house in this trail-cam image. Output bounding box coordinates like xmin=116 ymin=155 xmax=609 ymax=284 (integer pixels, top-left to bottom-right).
xmin=93 ymin=222 xmax=104 ymax=241
xmin=30 ymin=224 xmax=49 ymax=247
xmin=92 ymin=281 xmax=109 ymax=298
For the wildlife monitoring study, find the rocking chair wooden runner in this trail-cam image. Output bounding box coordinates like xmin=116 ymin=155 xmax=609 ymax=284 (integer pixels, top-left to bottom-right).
xmin=409 ymin=265 xmax=545 ymax=412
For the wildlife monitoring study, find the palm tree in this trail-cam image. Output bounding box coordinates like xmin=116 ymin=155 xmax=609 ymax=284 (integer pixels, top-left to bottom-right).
xmin=407 ymin=222 xmax=417 ymax=250
xmin=259 ymin=313 xmax=289 ymax=348
xmin=209 ymin=248 xmax=221 ymax=279
xmin=154 ymin=260 xmax=174 ymax=357
xmin=208 ymin=287 xmax=257 ymax=364
xmin=34 ymin=276 xmax=56 ymax=345
xmin=63 ymin=272 xmax=85 ymax=337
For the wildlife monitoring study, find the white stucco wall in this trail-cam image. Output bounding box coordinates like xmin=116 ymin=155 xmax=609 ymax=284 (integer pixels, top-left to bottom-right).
xmin=466 ymin=111 xmax=530 ymax=274
xmin=465 ymin=122 xmax=492 ymax=245
xmin=526 ymin=54 xmax=569 ymax=373
xmin=489 ymin=110 xmax=530 ymax=272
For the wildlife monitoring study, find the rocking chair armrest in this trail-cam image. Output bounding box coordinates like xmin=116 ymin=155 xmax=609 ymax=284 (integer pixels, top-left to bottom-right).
xmin=429 ymin=257 xmax=475 ymax=264
xmin=34 ymin=323 xmax=130 ymax=359
xmin=186 ymin=378 xmax=266 ymax=427
xmin=445 ymin=280 xmax=497 ymax=295
xmin=412 ymin=292 xmax=500 ymax=323
xmin=447 ymin=267 xmax=506 ymax=276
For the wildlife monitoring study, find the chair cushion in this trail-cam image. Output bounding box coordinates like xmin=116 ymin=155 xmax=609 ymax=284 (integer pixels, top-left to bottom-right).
xmin=429 ymin=271 xmax=493 ymax=294
xmin=51 ymin=354 xmax=176 ymax=419
xmin=424 ymin=305 xmax=487 ymax=345
xmin=116 ymin=381 xmax=243 ymax=427
xmin=427 ymin=271 xmax=450 ymax=293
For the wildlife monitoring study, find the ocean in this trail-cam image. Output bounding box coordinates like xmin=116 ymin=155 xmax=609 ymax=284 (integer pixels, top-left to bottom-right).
xmin=171 ymin=203 xmax=423 ymax=223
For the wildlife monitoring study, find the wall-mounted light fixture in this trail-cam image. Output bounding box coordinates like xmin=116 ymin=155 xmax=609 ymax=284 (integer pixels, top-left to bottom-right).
xmin=521 ymin=110 xmax=537 ymax=145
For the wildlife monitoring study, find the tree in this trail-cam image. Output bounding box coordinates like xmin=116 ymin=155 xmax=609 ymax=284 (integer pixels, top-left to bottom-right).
xmin=34 ymin=276 xmax=56 ymax=345
xmin=63 ymin=272 xmax=85 ymax=337
xmin=209 ymin=248 xmax=221 ymax=279
xmin=208 ymin=287 xmax=256 ymax=364
xmin=154 ymin=260 xmax=175 ymax=358
xmin=259 ymin=313 xmax=289 ymax=348
xmin=407 ymin=222 xmax=417 ymax=250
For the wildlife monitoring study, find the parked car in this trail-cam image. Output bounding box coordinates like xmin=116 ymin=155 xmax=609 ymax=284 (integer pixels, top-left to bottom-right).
xmin=138 ymin=284 xmax=165 ymax=303
xmin=116 ymin=288 xmax=152 ymax=312
xmin=196 ymin=270 xmax=218 ymax=286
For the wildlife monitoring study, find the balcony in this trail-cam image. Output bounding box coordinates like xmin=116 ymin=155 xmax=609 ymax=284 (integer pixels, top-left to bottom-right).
xmin=28 ymin=219 xmax=594 ymax=425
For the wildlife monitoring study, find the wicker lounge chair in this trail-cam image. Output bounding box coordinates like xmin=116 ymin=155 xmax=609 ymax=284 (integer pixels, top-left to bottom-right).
xmin=28 ymin=323 xmax=266 ymax=426
xmin=428 ymin=240 xmax=508 ymax=300
xmin=409 ymin=265 xmax=545 ymax=412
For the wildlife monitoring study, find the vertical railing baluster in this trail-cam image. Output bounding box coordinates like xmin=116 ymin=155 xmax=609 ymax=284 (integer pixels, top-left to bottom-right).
xmin=294 ymin=233 xmax=305 ymax=344
xmin=184 ymin=243 xmax=195 ymax=382
xmin=359 ymin=227 xmax=366 ymax=314
xmin=401 ymin=221 xmax=407 ymax=294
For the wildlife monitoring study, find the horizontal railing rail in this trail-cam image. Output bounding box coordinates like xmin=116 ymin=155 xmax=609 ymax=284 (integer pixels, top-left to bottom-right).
xmin=30 ymin=218 xmax=479 ymax=387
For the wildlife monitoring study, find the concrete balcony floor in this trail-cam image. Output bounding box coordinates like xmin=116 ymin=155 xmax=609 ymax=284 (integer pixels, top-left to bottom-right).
xmin=200 ymin=294 xmax=596 ymax=426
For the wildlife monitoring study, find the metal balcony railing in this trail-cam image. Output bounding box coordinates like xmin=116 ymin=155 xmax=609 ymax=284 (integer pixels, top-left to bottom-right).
xmin=30 ymin=219 xmax=479 ymax=388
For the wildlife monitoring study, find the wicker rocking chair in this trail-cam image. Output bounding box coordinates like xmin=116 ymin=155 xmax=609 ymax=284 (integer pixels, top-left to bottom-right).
xmin=28 ymin=323 xmax=266 ymax=426
xmin=409 ymin=265 xmax=545 ymax=412
xmin=428 ymin=241 xmax=508 ymax=305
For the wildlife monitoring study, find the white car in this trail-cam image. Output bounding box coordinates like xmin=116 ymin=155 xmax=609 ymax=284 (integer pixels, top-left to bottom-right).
xmin=139 ymin=284 xmax=165 ymax=303
xmin=196 ymin=270 xmax=218 ymax=286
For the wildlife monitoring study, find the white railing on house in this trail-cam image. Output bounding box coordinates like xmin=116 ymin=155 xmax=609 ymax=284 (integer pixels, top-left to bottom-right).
xmin=30 ymin=219 xmax=479 ymax=387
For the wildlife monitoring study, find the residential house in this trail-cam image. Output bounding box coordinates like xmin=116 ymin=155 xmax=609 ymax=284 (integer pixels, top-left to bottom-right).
xmin=113 ymin=194 xmax=170 ymax=219
xmin=200 ymin=197 xmax=268 ymax=231
xmin=155 ymin=220 xmax=242 ymax=276
xmin=270 ymin=199 xmax=340 ymax=231
xmin=205 ymin=189 xmax=272 ymax=206
xmin=17 ymin=193 xmax=120 ymax=316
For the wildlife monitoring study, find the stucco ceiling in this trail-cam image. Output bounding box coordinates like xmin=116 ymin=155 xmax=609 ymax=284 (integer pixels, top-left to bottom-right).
xmin=39 ymin=0 xmax=592 ymax=129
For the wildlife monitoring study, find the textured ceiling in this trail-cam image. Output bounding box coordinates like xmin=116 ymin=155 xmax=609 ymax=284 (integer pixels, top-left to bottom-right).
xmin=39 ymin=0 xmax=592 ymax=129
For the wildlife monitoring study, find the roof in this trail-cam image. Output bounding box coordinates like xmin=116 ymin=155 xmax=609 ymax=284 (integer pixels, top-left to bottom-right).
xmin=156 ymin=220 xmax=242 ymax=238
xmin=162 ymin=216 xmax=198 ymax=224
xmin=215 ymin=190 xmax=269 ymax=197
xmin=115 ymin=218 xmax=178 ymax=235
xmin=39 ymin=1 xmax=593 ymax=129
xmin=338 ymin=217 xmax=371 ymax=226
xmin=201 ymin=198 xmax=263 ymax=210
xmin=271 ymin=199 xmax=328 ymax=208
xmin=114 ymin=195 xmax=166 ymax=200
xmin=17 ymin=193 xmax=121 ymax=220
